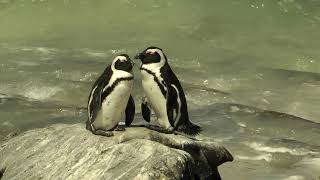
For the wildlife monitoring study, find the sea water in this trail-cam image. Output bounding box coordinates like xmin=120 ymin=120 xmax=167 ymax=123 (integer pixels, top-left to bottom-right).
xmin=0 ymin=0 xmax=319 ymax=179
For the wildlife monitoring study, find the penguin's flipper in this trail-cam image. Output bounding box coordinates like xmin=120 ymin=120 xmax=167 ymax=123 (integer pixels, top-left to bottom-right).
xmin=87 ymin=85 xmax=103 ymax=125
xmin=125 ymin=95 xmax=135 ymax=126
xmin=166 ymin=84 xmax=179 ymax=127
xmin=87 ymin=65 xmax=113 ymax=125
xmin=141 ymin=96 xmax=151 ymax=122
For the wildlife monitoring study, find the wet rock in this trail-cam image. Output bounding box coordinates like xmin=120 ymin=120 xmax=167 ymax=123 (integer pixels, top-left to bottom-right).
xmin=0 ymin=123 xmax=233 ymax=180
xmin=0 ymin=121 xmax=20 ymax=142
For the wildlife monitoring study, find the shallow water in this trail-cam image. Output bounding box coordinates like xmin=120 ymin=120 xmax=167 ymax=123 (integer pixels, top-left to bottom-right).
xmin=0 ymin=0 xmax=319 ymax=179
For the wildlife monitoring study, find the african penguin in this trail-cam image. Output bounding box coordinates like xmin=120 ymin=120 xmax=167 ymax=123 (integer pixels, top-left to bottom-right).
xmin=86 ymin=54 xmax=135 ymax=137
xmin=135 ymin=47 xmax=201 ymax=136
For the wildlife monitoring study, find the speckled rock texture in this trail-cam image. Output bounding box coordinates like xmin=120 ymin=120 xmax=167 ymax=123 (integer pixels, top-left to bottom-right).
xmin=0 ymin=123 xmax=233 ymax=180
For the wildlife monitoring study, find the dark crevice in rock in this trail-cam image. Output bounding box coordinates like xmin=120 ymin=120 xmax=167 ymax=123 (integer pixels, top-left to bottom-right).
xmin=140 ymin=130 xmax=233 ymax=179
xmin=181 ymin=156 xmax=194 ymax=180
xmin=0 ymin=167 xmax=5 ymax=179
xmin=210 ymin=167 xmax=222 ymax=180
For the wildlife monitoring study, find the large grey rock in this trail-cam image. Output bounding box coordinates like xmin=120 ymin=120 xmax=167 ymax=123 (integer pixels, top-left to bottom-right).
xmin=0 ymin=123 xmax=233 ymax=180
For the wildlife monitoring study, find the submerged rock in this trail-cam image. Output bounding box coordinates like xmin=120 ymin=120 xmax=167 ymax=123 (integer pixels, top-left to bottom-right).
xmin=0 ymin=123 xmax=233 ymax=180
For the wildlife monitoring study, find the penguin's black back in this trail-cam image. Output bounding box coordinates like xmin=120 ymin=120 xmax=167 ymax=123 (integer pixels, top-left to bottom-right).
xmin=160 ymin=62 xmax=201 ymax=135
xmin=87 ymin=65 xmax=113 ymax=127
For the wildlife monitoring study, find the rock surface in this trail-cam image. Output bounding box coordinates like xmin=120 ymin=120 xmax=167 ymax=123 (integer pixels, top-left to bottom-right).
xmin=0 ymin=123 xmax=233 ymax=180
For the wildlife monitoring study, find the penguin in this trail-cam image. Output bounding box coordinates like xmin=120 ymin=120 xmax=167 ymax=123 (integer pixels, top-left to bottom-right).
xmin=135 ymin=47 xmax=201 ymax=136
xmin=86 ymin=54 xmax=135 ymax=137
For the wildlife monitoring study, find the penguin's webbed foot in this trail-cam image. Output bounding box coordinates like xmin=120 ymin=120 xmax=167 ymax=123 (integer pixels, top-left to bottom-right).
xmin=145 ymin=125 xmax=174 ymax=134
xmin=92 ymin=129 xmax=114 ymax=137
xmin=114 ymin=125 xmax=125 ymax=131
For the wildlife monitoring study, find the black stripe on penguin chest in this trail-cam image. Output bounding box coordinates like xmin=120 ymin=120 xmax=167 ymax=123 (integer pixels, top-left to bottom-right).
xmin=141 ymin=67 xmax=167 ymax=98
xmin=101 ymin=77 xmax=133 ymax=103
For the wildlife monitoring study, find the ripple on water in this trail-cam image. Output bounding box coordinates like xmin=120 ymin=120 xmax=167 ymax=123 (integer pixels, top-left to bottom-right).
xmin=13 ymin=60 xmax=40 ymax=67
xmin=20 ymin=46 xmax=58 ymax=55
xmin=245 ymin=142 xmax=318 ymax=156
xmin=54 ymin=69 xmax=98 ymax=82
xmin=23 ymin=86 xmax=62 ymax=101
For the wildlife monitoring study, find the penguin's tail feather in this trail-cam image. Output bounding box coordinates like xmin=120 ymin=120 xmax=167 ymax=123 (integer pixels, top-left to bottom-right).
xmin=178 ymin=121 xmax=201 ymax=136
xmin=86 ymin=119 xmax=94 ymax=132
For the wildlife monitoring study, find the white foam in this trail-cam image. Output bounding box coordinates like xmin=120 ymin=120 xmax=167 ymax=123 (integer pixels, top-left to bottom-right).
xmin=236 ymin=153 xmax=272 ymax=162
xmin=282 ymin=175 xmax=305 ymax=180
xmin=23 ymin=86 xmax=61 ymax=100
xmin=84 ymin=51 xmax=107 ymax=58
xmin=110 ymin=49 xmax=125 ymax=54
xmin=21 ymin=46 xmax=57 ymax=55
xmin=36 ymin=47 xmax=55 ymax=54
xmin=2 ymin=121 xmax=14 ymax=128
xmin=0 ymin=93 xmax=9 ymax=98
xmin=246 ymin=142 xmax=318 ymax=156
xmin=237 ymin=122 xmax=247 ymax=128
xmin=230 ymin=105 xmax=240 ymax=112
xmin=14 ymin=61 xmax=40 ymax=67
xmin=54 ymin=70 xmax=97 ymax=82
xmin=80 ymin=72 xmax=98 ymax=82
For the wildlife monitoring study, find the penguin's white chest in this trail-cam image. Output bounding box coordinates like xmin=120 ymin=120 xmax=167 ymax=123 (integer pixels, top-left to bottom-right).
xmin=94 ymin=80 xmax=133 ymax=130
xmin=140 ymin=70 xmax=171 ymax=128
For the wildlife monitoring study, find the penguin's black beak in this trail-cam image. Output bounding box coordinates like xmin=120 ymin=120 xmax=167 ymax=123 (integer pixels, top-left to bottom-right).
xmin=134 ymin=52 xmax=144 ymax=60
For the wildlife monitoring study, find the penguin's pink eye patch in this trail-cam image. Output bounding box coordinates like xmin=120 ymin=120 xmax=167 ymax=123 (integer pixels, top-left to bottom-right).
xmin=146 ymin=50 xmax=155 ymax=55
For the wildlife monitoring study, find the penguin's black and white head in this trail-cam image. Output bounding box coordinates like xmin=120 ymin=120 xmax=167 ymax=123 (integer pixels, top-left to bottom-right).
xmin=135 ymin=46 xmax=167 ymax=68
xmin=111 ymin=54 xmax=134 ymax=73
